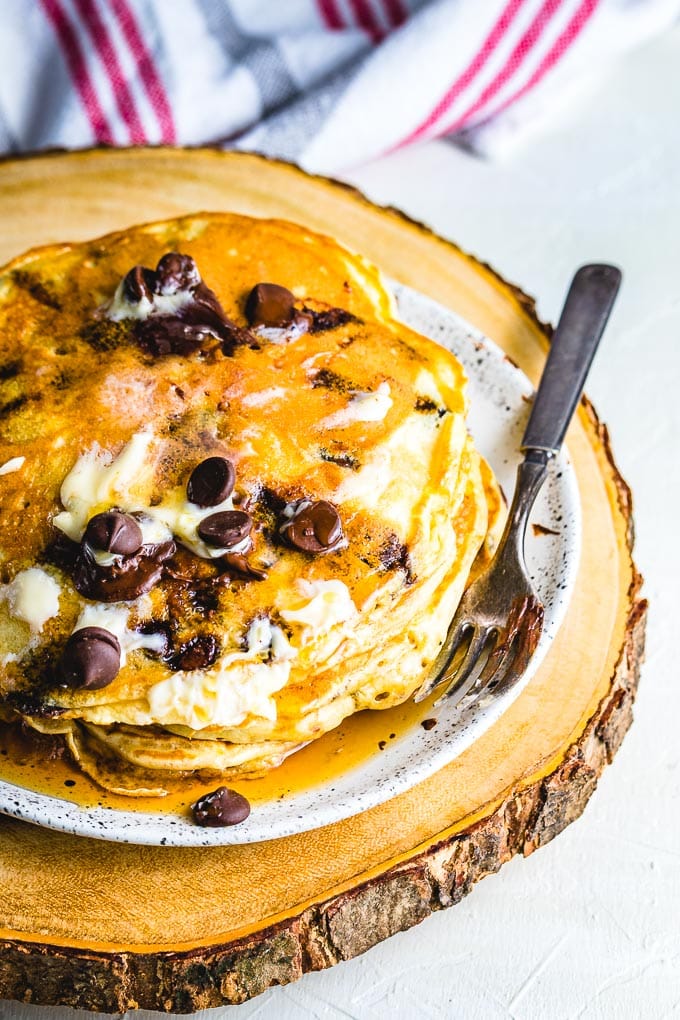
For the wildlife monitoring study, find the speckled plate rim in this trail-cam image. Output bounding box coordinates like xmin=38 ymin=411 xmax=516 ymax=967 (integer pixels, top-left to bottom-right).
xmin=0 ymin=282 xmax=581 ymax=846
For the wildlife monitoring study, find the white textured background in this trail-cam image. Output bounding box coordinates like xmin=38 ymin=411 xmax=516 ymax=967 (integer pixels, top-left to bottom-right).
xmin=3 ymin=22 xmax=680 ymax=1020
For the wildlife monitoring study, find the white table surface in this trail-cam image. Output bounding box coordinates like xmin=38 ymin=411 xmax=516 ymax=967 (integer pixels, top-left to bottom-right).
xmin=4 ymin=23 xmax=680 ymax=1020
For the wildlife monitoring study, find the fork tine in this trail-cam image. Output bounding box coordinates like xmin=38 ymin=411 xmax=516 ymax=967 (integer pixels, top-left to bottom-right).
xmin=475 ymin=598 xmax=544 ymax=702
xmin=475 ymin=635 xmax=519 ymax=699
xmin=413 ymin=619 xmax=470 ymax=702
xmin=434 ymin=627 xmax=493 ymax=706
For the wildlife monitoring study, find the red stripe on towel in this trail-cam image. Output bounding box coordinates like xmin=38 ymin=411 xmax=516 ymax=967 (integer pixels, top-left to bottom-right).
xmin=395 ymin=0 xmax=528 ymax=149
xmin=318 ymin=0 xmax=345 ymax=30
xmin=73 ymin=0 xmax=147 ymax=143
xmin=383 ymin=0 xmax=408 ymax=28
xmin=348 ymin=0 xmax=385 ymax=42
xmin=438 ymin=0 xmax=566 ymax=136
xmin=39 ymin=0 xmax=114 ymax=143
xmin=110 ymin=0 xmax=176 ymax=143
xmin=469 ymin=0 xmax=599 ymax=131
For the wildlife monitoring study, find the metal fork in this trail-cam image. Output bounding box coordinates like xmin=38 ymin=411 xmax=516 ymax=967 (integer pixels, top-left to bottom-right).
xmin=414 ymin=263 xmax=622 ymax=707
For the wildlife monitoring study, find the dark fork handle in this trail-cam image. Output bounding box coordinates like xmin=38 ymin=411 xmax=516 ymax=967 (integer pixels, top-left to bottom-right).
xmin=521 ymin=264 xmax=621 ymax=456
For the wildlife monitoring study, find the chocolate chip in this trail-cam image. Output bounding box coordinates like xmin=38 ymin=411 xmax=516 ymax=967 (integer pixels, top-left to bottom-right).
xmin=134 ymin=317 xmax=212 ymax=357
xmin=155 ymin=252 xmax=200 ymax=295
xmin=198 ymin=510 xmax=252 ymax=548
xmin=191 ymin=786 xmax=251 ymax=827
xmin=187 ymin=457 xmax=236 ymax=507
xmin=83 ymin=511 xmax=144 ymax=556
xmin=72 ymin=540 xmax=176 ymax=602
xmin=133 ymin=287 xmax=251 ymax=358
xmin=311 ymin=368 xmax=353 ymax=393
xmin=379 ymin=534 xmax=414 ymax=584
xmin=421 ymin=718 xmax=437 ymax=731
xmin=114 ymin=254 xmax=254 ymax=359
xmin=215 ymin=319 xmax=256 ymax=356
xmin=253 ymin=485 xmax=287 ymax=521
xmin=283 ymin=500 xmax=344 ymax=553
xmin=191 ymin=282 xmax=250 ymax=343
xmin=307 ymin=307 xmax=358 ymax=333
xmin=170 ymin=634 xmax=219 ymax=672
xmin=123 ymin=265 xmax=156 ymax=303
xmin=221 ymin=552 xmax=268 ymax=581
xmin=59 ymin=627 xmax=121 ymax=690
xmin=414 ymin=395 xmax=438 ymax=413
xmin=43 ymin=530 xmax=80 ymax=571
xmin=319 ymin=447 xmax=360 ymax=470
xmin=137 ymin=620 xmax=172 ymax=658
xmin=116 ymin=253 xmax=253 ymax=359
xmin=245 ymin=283 xmax=296 ymax=328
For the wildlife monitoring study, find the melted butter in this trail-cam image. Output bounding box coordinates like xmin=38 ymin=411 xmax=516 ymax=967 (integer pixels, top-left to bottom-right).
xmin=0 ymin=456 xmax=25 ymax=475
xmin=105 ymin=279 xmax=193 ymax=321
xmin=319 ymin=381 xmax=392 ymax=429
xmin=0 ymin=567 xmax=61 ymax=633
xmin=53 ymin=432 xmax=155 ymax=541
xmin=146 ymin=656 xmax=291 ymax=729
xmin=54 ymin=433 xmax=241 ymax=560
xmin=72 ymin=603 xmax=166 ymax=664
xmin=279 ymin=579 xmax=357 ymax=635
xmin=0 ymin=691 xmax=439 ymax=819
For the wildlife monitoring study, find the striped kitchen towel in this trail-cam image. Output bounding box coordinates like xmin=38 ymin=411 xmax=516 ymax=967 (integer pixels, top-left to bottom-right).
xmin=0 ymin=0 xmax=677 ymax=173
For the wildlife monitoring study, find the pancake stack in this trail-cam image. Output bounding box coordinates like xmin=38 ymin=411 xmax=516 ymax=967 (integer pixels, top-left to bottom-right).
xmin=0 ymin=213 xmax=502 ymax=796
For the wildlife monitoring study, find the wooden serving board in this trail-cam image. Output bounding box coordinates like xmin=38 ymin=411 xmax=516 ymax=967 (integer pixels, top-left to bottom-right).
xmin=0 ymin=149 xmax=645 ymax=1014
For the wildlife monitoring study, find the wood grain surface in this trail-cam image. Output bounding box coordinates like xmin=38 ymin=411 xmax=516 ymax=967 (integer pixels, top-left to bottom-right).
xmin=0 ymin=149 xmax=645 ymax=1014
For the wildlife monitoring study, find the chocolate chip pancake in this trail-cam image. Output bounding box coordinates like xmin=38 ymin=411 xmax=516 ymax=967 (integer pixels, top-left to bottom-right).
xmin=0 ymin=212 xmax=503 ymax=798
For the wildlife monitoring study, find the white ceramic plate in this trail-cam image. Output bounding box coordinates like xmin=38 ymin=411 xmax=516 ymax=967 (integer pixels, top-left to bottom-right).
xmin=0 ymin=283 xmax=581 ymax=845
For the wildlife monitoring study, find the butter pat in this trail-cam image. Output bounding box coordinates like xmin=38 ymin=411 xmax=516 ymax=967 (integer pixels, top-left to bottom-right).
xmin=320 ymin=382 xmax=392 ymax=429
xmin=72 ymin=603 xmax=166 ymax=664
xmin=147 ymin=656 xmax=292 ymax=729
xmin=280 ymin=579 xmax=358 ymax=636
xmin=245 ymin=617 xmax=295 ymax=660
xmin=53 ymin=433 xmax=155 ymax=542
xmin=54 ymin=434 xmax=240 ymax=560
xmin=106 ymin=279 xmax=193 ymax=321
xmin=2 ymin=568 xmax=61 ymax=633
xmin=0 ymin=456 xmax=25 ymax=476
xmin=145 ymin=618 xmax=296 ymax=730
xmin=92 ymin=513 xmax=173 ymax=568
xmin=150 ymin=485 xmax=238 ymax=560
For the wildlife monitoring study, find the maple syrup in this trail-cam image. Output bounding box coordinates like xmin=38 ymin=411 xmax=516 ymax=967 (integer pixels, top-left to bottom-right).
xmin=0 ymin=692 xmax=438 ymax=821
